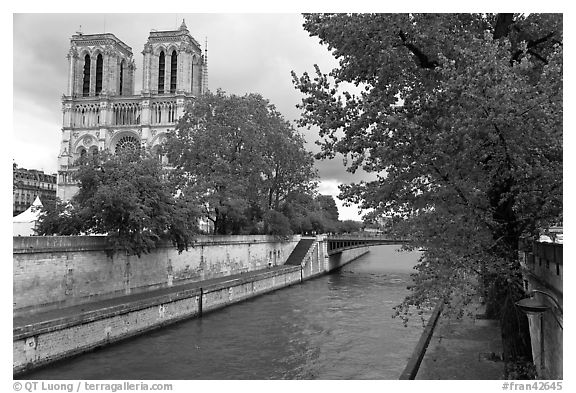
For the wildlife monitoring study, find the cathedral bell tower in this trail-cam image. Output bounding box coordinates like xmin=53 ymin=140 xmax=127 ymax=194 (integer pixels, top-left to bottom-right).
xmin=66 ymin=32 xmax=135 ymax=98
xmin=57 ymin=21 xmax=207 ymax=202
xmin=58 ymin=32 xmax=136 ymax=201
xmin=141 ymin=19 xmax=205 ymax=96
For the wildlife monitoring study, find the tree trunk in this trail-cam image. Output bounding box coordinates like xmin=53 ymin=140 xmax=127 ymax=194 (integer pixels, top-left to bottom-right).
xmin=485 ymin=177 xmax=533 ymax=362
xmin=485 ymin=272 xmax=533 ymax=362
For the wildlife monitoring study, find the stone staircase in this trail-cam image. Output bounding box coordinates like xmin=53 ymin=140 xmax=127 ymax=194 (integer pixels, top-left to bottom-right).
xmin=284 ymin=238 xmax=316 ymax=266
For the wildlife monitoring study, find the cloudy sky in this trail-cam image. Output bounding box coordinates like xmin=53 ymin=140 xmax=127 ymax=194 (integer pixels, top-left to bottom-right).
xmin=13 ymin=13 xmax=377 ymax=221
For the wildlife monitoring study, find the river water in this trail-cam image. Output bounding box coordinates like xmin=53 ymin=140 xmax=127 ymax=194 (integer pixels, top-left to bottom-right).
xmin=23 ymin=245 xmax=426 ymax=380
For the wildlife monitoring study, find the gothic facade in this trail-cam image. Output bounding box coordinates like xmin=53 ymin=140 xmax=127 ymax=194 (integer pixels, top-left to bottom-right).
xmin=57 ymin=20 xmax=206 ymax=200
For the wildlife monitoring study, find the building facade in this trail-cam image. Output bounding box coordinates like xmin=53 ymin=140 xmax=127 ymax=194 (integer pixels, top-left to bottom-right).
xmin=57 ymin=20 xmax=207 ymax=200
xmin=13 ymin=166 xmax=57 ymax=216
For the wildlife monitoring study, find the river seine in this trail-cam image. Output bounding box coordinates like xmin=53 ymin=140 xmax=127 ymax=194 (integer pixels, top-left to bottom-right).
xmin=23 ymin=245 xmax=426 ymax=380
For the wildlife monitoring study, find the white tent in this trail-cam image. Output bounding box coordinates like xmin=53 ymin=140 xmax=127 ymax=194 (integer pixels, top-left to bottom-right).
xmin=13 ymin=196 xmax=43 ymax=236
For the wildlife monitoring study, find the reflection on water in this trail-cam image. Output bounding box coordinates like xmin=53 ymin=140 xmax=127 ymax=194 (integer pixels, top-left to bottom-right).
xmin=23 ymin=245 xmax=425 ymax=380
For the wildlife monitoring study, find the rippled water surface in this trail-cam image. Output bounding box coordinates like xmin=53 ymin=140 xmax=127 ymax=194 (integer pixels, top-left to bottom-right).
xmin=24 ymin=245 xmax=426 ymax=380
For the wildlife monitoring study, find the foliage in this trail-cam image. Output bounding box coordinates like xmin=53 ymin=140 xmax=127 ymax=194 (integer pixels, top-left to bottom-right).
xmin=338 ymin=219 xmax=363 ymax=234
xmin=263 ymin=209 xmax=293 ymax=237
xmin=504 ymin=357 xmax=538 ymax=380
xmin=35 ymin=150 xmax=200 ymax=257
xmin=292 ymin=13 xmax=562 ymax=361
xmin=164 ymin=89 xmax=318 ymax=235
xmin=35 ymin=198 xmax=83 ymax=235
xmin=280 ymin=191 xmax=316 ymax=234
xmin=279 ymin=193 xmax=348 ymax=234
xmin=316 ymin=194 xmax=339 ymax=221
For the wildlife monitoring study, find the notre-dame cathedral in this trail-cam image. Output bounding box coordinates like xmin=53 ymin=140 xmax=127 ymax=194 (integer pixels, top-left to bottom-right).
xmin=57 ymin=20 xmax=207 ymax=201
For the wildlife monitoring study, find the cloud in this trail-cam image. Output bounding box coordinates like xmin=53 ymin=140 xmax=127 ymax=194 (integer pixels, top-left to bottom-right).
xmin=314 ymin=155 xmax=378 ymax=185
xmin=13 ymin=96 xmax=61 ymax=173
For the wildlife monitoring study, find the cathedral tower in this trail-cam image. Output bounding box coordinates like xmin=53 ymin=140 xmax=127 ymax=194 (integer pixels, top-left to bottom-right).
xmin=66 ymin=32 xmax=136 ymax=98
xmin=57 ymin=21 xmax=207 ymax=201
xmin=141 ymin=20 xmax=205 ymax=96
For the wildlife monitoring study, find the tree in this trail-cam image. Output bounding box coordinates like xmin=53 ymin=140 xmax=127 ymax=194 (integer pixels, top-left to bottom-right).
xmin=337 ymin=219 xmax=363 ymax=234
xmin=316 ymin=194 xmax=339 ymax=222
xmin=36 ymin=150 xmax=199 ymax=257
xmin=279 ymin=192 xmax=345 ymax=234
xmin=164 ymin=89 xmax=317 ymax=235
xmin=292 ymin=13 xmax=562 ymax=365
xmin=261 ymin=116 xmax=318 ymax=212
xmin=281 ymin=191 xmax=316 ymax=234
xmin=263 ymin=209 xmax=293 ymax=236
xmin=35 ymin=198 xmax=83 ymax=235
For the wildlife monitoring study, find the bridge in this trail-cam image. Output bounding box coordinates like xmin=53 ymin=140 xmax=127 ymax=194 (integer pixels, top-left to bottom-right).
xmin=326 ymin=236 xmax=409 ymax=255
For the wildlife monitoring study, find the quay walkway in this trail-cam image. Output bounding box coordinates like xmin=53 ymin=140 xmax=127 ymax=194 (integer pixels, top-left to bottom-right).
xmin=14 ymin=265 xmax=299 ymax=338
xmin=414 ymin=299 xmax=504 ymax=379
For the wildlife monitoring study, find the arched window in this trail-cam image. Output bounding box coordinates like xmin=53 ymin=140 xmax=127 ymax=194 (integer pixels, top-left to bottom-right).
xmin=95 ymin=54 xmax=103 ymax=95
xmin=170 ymin=50 xmax=178 ymax=93
xmin=119 ymin=60 xmax=125 ymax=96
xmin=191 ymin=55 xmax=195 ymax=92
xmin=82 ymin=54 xmax=91 ymax=96
xmin=81 ymin=107 xmax=87 ymax=126
xmin=158 ymin=51 xmax=165 ymax=94
xmin=114 ymin=135 xmax=140 ymax=156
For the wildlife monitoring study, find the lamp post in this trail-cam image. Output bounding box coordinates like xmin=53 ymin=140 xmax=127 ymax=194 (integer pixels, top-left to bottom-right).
xmin=515 ymin=289 xmax=563 ymax=378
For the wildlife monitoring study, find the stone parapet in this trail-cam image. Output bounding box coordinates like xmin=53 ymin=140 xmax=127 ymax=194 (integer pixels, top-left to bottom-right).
xmin=13 ymin=235 xmax=301 ymax=254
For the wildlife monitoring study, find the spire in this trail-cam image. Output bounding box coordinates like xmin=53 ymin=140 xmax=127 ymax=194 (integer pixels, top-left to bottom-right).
xmin=179 ymin=19 xmax=188 ymax=31
xmin=202 ymin=37 xmax=208 ymax=94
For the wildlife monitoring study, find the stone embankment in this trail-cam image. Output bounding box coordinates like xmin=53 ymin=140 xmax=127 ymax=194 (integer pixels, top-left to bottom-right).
xmin=13 ymin=235 xmax=368 ymax=375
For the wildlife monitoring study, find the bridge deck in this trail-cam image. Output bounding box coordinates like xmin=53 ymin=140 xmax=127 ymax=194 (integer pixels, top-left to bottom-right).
xmin=326 ymin=237 xmax=408 ymax=255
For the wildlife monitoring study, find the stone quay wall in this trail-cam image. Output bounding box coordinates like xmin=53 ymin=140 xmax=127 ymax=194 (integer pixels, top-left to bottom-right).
xmin=519 ymin=241 xmax=563 ymax=380
xmin=14 ymin=266 xmax=302 ymax=375
xmin=13 ymin=235 xmax=300 ymax=316
xmin=326 ymin=246 xmax=370 ymax=272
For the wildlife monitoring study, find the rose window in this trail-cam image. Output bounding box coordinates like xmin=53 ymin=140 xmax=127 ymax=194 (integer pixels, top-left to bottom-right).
xmin=114 ymin=135 xmax=140 ymax=155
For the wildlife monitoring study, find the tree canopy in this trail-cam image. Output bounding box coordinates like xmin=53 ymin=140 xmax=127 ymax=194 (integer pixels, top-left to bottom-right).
xmin=292 ymin=13 xmax=562 ymax=363
xmin=164 ymin=89 xmax=318 ymax=235
xmin=36 ymin=150 xmax=199 ymax=256
xmin=281 ymin=193 xmax=352 ymax=234
xmin=316 ymin=194 xmax=339 ymax=222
